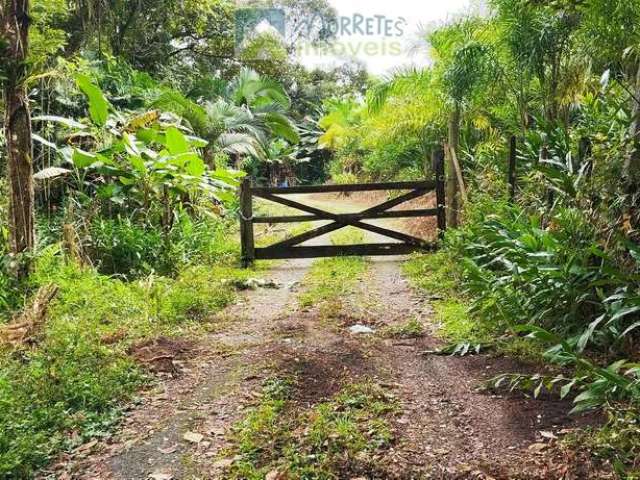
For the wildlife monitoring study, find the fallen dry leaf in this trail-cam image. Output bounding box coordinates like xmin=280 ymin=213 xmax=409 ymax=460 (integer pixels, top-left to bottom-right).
xmin=73 ymin=439 xmax=98 ymax=455
xmin=149 ymin=472 xmax=173 ymax=480
xmin=182 ymin=431 xmax=204 ymax=444
xmin=539 ymin=431 xmax=557 ymax=440
xmin=213 ymin=458 xmax=234 ymax=469
xmin=528 ymin=442 xmax=547 ymax=454
xmin=266 ymin=470 xmax=285 ymax=480
xmin=206 ymin=426 xmax=226 ymax=436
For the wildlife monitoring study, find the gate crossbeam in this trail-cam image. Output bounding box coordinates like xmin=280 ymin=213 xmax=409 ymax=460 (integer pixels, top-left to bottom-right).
xmin=253 ymin=190 xmax=431 ymax=250
xmin=238 ymin=149 xmax=447 ymax=266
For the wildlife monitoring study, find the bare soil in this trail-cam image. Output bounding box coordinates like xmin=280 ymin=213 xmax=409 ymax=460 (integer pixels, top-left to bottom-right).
xmin=41 ymin=194 xmax=613 ymax=480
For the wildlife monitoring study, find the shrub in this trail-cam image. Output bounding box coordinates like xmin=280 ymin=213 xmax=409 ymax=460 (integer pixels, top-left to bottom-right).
xmin=89 ymin=216 xmax=164 ymax=278
xmin=450 ymin=198 xmax=609 ymax=335
xmin=88 ymin=214 xmax=238 ymax=279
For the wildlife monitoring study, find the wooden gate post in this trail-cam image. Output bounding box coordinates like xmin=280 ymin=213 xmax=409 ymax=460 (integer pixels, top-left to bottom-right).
xmin=508 ymin=135 xmax=517 ymax=201
xmin=239 ymin=178 xmax=255 ymax=267
xmin=433 ymin=146 xmax=447 ymax=238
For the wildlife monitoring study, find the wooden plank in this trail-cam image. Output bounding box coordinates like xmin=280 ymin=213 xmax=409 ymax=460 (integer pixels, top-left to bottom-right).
xmin=347 ymin=221 xmax=427 ymax=246
xmin=252 ymin=208 xmax=438 ymax=224
xmin=273 ymin=222 xmax=344 ymax=249
xmin=433 ymin=147 xmax=446 ymax=237
xmin=251 ymin=180 xmax=435 ymax=195
xmin=239 ymin=178 xmax=255 ymax=267
xmin=361 ymin=188 xmax=431 ymax=214
xmin=260 ymin=191 xmax=429 ymax=248
xmin=257 ymin=188 xmax=433 ymax=249
xmin=255 ymin=242 xmax=437 ymax=260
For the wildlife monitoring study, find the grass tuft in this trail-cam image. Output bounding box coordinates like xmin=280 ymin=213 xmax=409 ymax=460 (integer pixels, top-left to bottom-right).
xmin=381 ymin=317 xmax=425 ymax=339
xmin=224 ymin=378 xmax=397 ymax=479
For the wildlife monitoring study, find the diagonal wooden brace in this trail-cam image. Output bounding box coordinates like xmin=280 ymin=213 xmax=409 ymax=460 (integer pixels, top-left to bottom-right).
xmin=254 ymin=189 xmax=430 ymax=249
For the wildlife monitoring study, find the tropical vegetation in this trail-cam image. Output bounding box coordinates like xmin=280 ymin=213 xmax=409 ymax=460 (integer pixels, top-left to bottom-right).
xmin=4 ymin=0 xmax=640 ymax=477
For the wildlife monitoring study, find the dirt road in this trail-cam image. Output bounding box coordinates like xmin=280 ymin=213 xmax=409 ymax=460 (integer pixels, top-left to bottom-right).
xmin=45 ymin=195 xmax=608 ymax=480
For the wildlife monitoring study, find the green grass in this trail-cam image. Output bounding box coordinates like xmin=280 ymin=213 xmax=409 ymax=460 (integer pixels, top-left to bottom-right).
xmin=298 ymin=228 xmax=368 ymax=313
xmin=0 ymin=237 xmax=255 ymax=478
xmin=403 ymin=251 xmax=544 ymax=360
xmin=403 ymin=252 xmax=486 ymax=343
xmin=380 ymin=317 xmax=425 ymax=339
xmin=224 ymin=378 xmax=396 ymax=479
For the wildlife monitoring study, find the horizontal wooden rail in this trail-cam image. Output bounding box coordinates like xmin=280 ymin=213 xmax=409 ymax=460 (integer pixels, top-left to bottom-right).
xmin=251 ymin=180 xmax=436 ymax=195
xmin=253 ymin=208 xmax=438 ymax=224
xmin=255 ymin=242 xmax=438 ymax=260
xmin=239 ymin=167 xmax=446 ymax=266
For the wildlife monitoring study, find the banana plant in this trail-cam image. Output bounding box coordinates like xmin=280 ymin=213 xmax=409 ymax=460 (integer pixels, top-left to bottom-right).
xmin=33 ymin=75 xmax=244 ymax=230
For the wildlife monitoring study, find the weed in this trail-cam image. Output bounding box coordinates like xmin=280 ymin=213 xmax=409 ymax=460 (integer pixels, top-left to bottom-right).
xmin=566 ymin=405 xmax=640 ymax=477
xmin=403 ymin=251 xmax=460 ymax=297
xmin=404 ymin=253 xmax=490 ymax=344
xmin=404 ymin=252 xmax=544 ymax=361
xmin=224 ymin=379 xmax=397 ymax=479
xmin=381 ymin=317 xmax=425 ymax=338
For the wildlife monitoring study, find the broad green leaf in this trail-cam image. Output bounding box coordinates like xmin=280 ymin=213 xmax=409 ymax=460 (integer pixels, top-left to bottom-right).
xmin=76 ymin=74 xmax=110 ymax=126
xmin=32 ymin=115 xmax=87 ymax=129
xmin=185 ymin=155 xmax=205 ymax=177
xmin=186 ymin=135 xmax=209 ymax=148
xmin=165 ymin=127 xmax=189 ymax=155
xmin=621 ymin=321 xmax=640 ymax=338
xmin=610 ymin=305 xmax=640 ymax=323
xmin=136 ymin=128 xmax=159 ymax=145
xmin=577 ymin=315 xmax=606 ymax=352
xmin=72 ymin=148 xmax=97 ymax=168
xmin=514 ymin=324 xmax=560 ymax=344
xmin=119 ymin=176 xmax=135 ymax=186
xmin=560 ymin=380 xmax=575 ymax=399
xmin=123 ymin=132 xmax=141 ymax=157
xmin=129 ymin=156 xmax=146 ymax=173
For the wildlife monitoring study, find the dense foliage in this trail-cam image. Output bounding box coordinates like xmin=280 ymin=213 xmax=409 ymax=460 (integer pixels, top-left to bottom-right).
xmin=317 ymin=1 xmax=640 ymax=474
xmin=5 ymin=0 xmax=640 ymax=476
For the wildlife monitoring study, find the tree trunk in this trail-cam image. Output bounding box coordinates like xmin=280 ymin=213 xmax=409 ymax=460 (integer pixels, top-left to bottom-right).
xmin=446 ymin=104 xmax=461 ymax=228
xmin=2 ymin=0 xmax=35 ymax=257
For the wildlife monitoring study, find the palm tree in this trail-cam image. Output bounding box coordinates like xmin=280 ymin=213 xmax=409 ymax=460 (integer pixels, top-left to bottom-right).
xmin=367 ymin=19 xmax=496 ymax=227
xmin=153 ymin=68 xmax=299 ymax=164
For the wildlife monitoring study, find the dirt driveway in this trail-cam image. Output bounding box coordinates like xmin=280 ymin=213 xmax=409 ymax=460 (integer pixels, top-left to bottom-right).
xmin=43 ymin=194 xmax=609 ymax=480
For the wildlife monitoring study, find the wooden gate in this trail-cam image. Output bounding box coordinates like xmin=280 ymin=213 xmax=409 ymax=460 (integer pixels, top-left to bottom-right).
xmin=239 ymin=150 xmax=446 ymax=266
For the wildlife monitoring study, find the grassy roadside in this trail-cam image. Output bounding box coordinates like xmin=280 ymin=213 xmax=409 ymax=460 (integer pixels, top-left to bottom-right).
xmin=0 ymin=205 xmax=309 ymax=479
xmin=403 ymin=251 xmax=545 ymax=360
xmin=402 ymin=252 xmax=484 ymax=342
xmin=0 ymin=228 xmax=258 ymax=478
